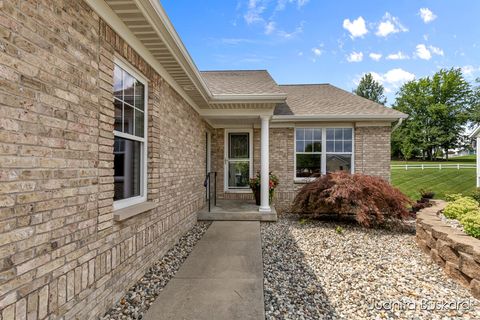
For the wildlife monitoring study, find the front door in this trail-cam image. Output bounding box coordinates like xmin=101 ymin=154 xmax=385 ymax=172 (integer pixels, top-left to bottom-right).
xmin=225 ymin=130 xmax=252 ymax=190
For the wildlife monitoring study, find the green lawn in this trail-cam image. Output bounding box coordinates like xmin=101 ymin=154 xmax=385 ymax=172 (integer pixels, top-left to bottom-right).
xmin=391 ymin=168 xmax=476 ymax=200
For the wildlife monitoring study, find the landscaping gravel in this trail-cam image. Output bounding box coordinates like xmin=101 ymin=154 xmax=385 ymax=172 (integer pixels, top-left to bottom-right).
xmin=262 ymin=216 xmax=479 ymax=320
xmin=439 ymin=212 xmax=465 ymax=233
xmin=101 ymin=222 xmax=210 ymax=320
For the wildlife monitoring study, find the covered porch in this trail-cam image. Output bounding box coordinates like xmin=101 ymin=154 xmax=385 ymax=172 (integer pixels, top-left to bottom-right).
xmin=200 ymin=109 xmax=278 ymax=221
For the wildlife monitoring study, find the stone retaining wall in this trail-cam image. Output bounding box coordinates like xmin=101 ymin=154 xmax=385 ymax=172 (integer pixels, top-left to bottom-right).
xmin=416 ymin=200 xmax=480 ymax=299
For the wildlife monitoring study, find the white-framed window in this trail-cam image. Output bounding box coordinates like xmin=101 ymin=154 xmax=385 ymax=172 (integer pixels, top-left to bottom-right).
xmin=113 ymin=58 xmax=148 ymax=210
xmin=294 ymin=127 xmax=354 ymax=180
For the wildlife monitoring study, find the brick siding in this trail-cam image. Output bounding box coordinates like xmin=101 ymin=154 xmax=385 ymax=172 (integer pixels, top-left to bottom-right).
xmin=0 ymin=1 xmax=208 ymax=319
xmin=211 ymin=126 xmax=392 ymax=212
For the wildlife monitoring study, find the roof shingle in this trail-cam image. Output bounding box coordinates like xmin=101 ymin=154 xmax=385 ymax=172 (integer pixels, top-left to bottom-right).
xmin=200 ymin=70 xmax=285 ymax=95
xmin=274 ymin=84 xmax=406 ymax=118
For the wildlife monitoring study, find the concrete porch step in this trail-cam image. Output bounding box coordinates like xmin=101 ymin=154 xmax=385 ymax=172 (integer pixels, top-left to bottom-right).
xmin=197 ymin=200 xmax=277 ymax=222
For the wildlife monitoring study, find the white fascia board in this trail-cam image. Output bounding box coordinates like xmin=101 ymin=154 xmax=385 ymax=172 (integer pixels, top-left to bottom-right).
xmin=85 ymin=0 xmax=203 ymax=113
xmin=209 ymin=94 xmax=288 ymax=104
xmin=271 ymin=114 xmax=407 ymax=122
xmin=200 ymin=108 xmax=275 ymax=118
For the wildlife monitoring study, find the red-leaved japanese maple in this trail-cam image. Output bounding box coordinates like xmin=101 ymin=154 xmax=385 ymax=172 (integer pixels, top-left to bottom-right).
xmin=291 ymin=172 xmax=412 ymax=227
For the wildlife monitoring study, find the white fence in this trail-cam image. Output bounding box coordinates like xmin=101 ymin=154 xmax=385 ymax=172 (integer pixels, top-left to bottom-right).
xmin=391 ymin=164 xmax=476 ymax=170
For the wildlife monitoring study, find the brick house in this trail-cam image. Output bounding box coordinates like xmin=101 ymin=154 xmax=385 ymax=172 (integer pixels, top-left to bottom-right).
xmin=0 ymin=0 xmax=406 ymax=319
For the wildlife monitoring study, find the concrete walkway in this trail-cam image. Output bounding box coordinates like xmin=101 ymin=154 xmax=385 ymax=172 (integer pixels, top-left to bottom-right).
xmin=144 ymin=221 xmax=265 ymax=320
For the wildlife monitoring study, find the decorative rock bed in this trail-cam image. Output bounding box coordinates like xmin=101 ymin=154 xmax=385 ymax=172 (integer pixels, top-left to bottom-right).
xmin=416 ymin=200 xmax=480 ymax=299
xmin=263 ymin=215 xmax=478 ymax=319
xmin=101 ymin=222 xmax=211 ymax=320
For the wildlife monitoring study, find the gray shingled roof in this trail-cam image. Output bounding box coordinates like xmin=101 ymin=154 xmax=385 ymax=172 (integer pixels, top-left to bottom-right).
xmin=274 ymin=84 xmax=406 ymax=118
xmin=200 ymin=70 xmax=285 ymax=95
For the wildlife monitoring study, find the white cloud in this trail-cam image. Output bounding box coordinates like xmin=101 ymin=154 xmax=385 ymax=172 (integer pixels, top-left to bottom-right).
xmin=244 ymin=0 xmax=267 ymax=24
xmin=264 ymin=21 xmax=276 ymax=34
xmin=275 ymin=0 xmax=309 ymax=11
xmin=347 ymin=51 xmax=363 ymax=62
xmin=415 ymin=44 xmax=444 ymax=60
xmin=419 ymin=8 xmax=437 ymax=23
xmin=415 ymin=44 xmax=432 ymax=60
xmin=376 ymin=12 xmax=408 ymax=37
xmin=342 ymin=17 xmax=368 ymax=38
xmin=386 ymin=51 xmax=409 ymax=60
xmin=277 ymin=21 xmax=304 ymax=38
xmin=382 ymin=68 xmax=415 ymax=85
xmin=462 ymin=65 xmax=480 ymax=78
xmin=312 ymin=47 xmax=322 ymax=57
xmin=369 ymin=53 xmax=382 ymax=61
xmin=357 ymin=68 xmax=415 ymax=93
xmin=429 ymin=45 xmax=444 ymax=56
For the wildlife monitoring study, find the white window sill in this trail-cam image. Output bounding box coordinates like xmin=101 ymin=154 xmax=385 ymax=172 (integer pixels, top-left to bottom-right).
xmin=294 ymin=178 xmax=317 ymax=184
xmin=113 ymin=201 xmax=158 ymax=222
xmin=225 ymin=189 xmax=252 ymax=194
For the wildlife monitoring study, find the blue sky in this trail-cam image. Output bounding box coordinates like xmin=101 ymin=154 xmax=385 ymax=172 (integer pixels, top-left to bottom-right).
xmin=162 ymin=0 xmax=480 ymax=105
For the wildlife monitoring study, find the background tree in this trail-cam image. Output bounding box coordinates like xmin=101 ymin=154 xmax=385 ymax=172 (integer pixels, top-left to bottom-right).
xmin=353 ymin=73 xmax=387 ymax=105
xmin=393 ymin=68 xmax=472 ymax=161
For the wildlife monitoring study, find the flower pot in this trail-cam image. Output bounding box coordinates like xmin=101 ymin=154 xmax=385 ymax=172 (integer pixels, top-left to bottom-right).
xmin=254 ymin=188 xmax=261 ymax=205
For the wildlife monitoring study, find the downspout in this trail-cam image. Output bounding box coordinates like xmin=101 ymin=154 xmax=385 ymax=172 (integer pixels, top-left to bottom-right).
xmin=392 ymin=117 xmax=404 ymax=131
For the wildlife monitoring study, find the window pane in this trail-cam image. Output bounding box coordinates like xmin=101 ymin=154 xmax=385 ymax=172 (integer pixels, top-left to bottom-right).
xmin=296 ymin=154 xmax=321 ymax=178
xmin=229 ymin=133 xmax=249 ymax=159
xmin=123 ymin=105 xmax=134 ymax=135
xmin=114 ymin=99 xmax=122 ymax=132
xmin=135 ymin=110 xmax=144 ymax=137
xmin=114 ymin=67 xmax=123 ymax=99
xmin=344 ymin=128 xmax=352 ymax=140
xmin=228 ymin=161 xmax=249 ymax=188
xmin=305 ymin=141 xmax=314 ymax=152
xmin=134 ymin=81 xmax=144 ymax=110
xmin=313 ymin=142 xmax=322 ymax=152
xmin=296 ymin=128 xmax=304 ymax=141
xmin=326 ymin=128 xmax=334 ymax=140
xmin=335 ymin=141 xmax=343 ymax=152
xmin=344 ymin=141 xmax=352 ymax=152
xmin=326 ymin=141 xmax=334 ymax=152
xmin=114 ymin=137 xmax=142 ymax=201
xmin=326 ymin=155 xmax=351 ymax=173
xmin=305 ymin=128 xmax=314 ymax=140
xmin=123 ymin=72 xmax=135 ymax=106
xmin=296 ymin=141 xmax=304 ymax=153
xmin=335 ymin=128 xmax=343 ymax=140
xmin=313 ymin=129 xmax=321 ymax=140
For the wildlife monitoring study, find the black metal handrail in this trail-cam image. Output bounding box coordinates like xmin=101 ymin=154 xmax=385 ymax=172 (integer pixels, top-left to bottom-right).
xmin=205 ymin=172 xmax=217 ymax=212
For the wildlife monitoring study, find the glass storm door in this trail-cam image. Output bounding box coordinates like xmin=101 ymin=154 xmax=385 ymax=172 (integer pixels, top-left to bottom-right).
xmin=226 ymin=132 xmax=251 ymax=189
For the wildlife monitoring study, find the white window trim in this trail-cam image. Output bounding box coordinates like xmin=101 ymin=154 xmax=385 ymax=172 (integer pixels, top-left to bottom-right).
xmin=294 ymin=126 xmax=355 ymax=183
xmin=113 ymin=57 xmax=149 ymax=210
xmin=224 ymin=128 xmax=254 ymax=193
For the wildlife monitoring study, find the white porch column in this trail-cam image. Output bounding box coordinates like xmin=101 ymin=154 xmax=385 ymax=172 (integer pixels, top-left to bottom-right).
xmin=259 ymin=115 xmax=271 ymax=212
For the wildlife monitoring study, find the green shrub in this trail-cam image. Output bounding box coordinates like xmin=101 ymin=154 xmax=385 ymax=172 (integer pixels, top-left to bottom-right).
xmin=443 ymin=197 xmax=479 ymax=219
xmin=419 ymin=189 xmax=435 ymax=199
xmin=460 ymin=212 xmax=480 ymax=239
xmin=470 ymin=188 xmax=480 ymax=203
xmin=445 ymin=193 xmax=464 ymax=202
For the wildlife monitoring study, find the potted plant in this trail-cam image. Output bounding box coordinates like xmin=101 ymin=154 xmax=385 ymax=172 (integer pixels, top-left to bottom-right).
xmin=249 ymin=172 xmax=279 ymax=205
